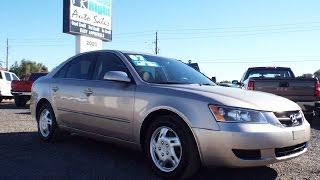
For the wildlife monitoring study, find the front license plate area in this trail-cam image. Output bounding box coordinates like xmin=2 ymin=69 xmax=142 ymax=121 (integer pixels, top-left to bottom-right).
xmin=292 ymin=130 xmax=305 ymax=140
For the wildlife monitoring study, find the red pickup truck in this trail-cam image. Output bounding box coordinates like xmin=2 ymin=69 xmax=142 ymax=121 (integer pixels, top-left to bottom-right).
xmin=11 ymin=72 xmax=47 ymax=107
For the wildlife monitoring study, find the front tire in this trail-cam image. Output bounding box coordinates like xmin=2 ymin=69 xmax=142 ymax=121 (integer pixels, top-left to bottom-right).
xmin=36 ymin=103 xmax=61 ymax=142
xmin=144 ymin=115 xmax=200 ymax=179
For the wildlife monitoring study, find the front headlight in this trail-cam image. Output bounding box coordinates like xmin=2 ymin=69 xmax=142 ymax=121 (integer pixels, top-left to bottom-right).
xmin=209 ymin=105 xmax=268 ymax=123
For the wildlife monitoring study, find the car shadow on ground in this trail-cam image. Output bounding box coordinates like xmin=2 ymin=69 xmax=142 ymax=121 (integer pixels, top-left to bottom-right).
xmin=311 ymin=120 xmax=320 ymax=130
xmin=0 ymin=102 xmax=29 ymax=110
xmin=0 ymin=131 xmax=278 ymax=179
xmin=14 ymin=112 xmax=31 ymax=115
xmin=195 ymin=166 xmax=277 ymax=180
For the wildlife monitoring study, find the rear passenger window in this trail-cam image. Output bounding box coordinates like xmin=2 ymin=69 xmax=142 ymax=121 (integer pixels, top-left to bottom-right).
xmin=5 ymin=72 xmax=11 ymax=81
xmin=65 ymin=54 xmax=95 ymax=80
xmin=12 ymin=74 xmax=19 ymax=80
xmin=54 ymin=64 xmax=69 ymax=79
xmin=93 ymin=53 xmax=129 ymax=80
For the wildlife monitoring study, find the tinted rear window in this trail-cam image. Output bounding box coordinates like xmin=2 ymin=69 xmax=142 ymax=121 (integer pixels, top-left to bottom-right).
xmin=244 ymin=69 xmax=294 ymax=81
xmin=65 ymin=56 xmax=94 ymax=79
xmin=4 ymin=72 xmax=11 ymax=81
xmin=12 ymin=74 xmax=19 ymax=80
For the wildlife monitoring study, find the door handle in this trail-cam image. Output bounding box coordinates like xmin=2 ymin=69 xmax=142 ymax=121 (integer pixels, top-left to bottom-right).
xmin=83 ymin=89 xmax=93 ymax=96
xmin=279 ymin=82 xmax=289 ymax=87
xmin=52 ymin=86 xmax=59 ymax=92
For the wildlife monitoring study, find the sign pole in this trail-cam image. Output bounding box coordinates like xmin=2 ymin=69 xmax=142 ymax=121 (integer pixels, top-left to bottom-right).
xmin=75 ymin=35 xmax=103 ymax=54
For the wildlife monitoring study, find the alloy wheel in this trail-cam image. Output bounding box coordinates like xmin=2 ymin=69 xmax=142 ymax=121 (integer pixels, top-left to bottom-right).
xmin=39 ymin=109 xmax=53 ymax=137
xmin=149 ymin=126 xmax=182 ymax=172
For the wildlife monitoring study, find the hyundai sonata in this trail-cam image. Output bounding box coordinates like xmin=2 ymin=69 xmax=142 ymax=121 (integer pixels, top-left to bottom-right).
xmin=31 ymin=50 xmax=310 ymax=179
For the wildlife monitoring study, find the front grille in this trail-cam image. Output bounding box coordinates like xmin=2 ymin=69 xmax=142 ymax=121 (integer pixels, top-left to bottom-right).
xmin=275 ymin=142 xmax=307 ymax=157
xmin=274 ymin=111 xmax=303 ymax=127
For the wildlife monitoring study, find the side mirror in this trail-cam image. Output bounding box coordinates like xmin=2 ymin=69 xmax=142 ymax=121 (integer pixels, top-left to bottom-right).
xmin=211 ymin=77 xmax=216 ymax=83
xmin=232 ymin=80 xmax=244 ymax=87
xmin=232 ymin=80 xmax=239 ymax=84
xmin=103 ymin=71 xmax=131 ymax=82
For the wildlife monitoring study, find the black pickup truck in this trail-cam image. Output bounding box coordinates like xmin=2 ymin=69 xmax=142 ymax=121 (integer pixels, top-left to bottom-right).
xmin=233 ymin=67 xmax=320 ymax=122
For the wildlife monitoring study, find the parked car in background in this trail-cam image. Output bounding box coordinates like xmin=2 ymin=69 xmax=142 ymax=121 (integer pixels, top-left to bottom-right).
xmin=218 ymin=82 xmax=241 ymax=88
xmin=233 ymin=67 xmax=320 ymax=122
xmin=11 ymin=72 xmax=47 ymax=107
xmin=0 ymin=70 xmax=19 ymax=103
xmin=31 ymin=51 xmax=310 ymax=179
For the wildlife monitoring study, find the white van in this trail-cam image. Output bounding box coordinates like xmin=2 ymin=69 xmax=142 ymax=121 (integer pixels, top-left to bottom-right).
xmin=0 ymin=70 xmax=20 ymax=102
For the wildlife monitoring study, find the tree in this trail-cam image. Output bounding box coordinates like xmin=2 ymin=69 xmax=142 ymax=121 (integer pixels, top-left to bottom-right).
xmin=10 ymin=59 xmax=48 ymax=79
xmin=315 ymin=69 xmax=320 ymax=79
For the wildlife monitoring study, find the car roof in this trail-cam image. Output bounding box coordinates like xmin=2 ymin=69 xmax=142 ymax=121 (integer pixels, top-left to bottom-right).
xmin=78 ymin=49 xmax=175 ymax=60
xmin=31 ymin=72 xmax=48 ymax=74
xmin=248 ymin=67 xmax=291 ymax=70
xmin=78 ymin=49 xmax=152 ymax=55
xmin=0 ymin=70 xmax=12 ymax=73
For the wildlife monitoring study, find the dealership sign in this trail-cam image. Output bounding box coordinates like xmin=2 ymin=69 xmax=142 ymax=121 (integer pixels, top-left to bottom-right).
xmin=63 ymin=0 xmax=112 ymax=41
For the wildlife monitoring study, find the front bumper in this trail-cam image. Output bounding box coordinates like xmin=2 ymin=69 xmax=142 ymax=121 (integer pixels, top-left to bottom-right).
xmin=193 ymin=121 xmax=310 ymax=167
xmin=11 ymin=91 xmax=31 ymax=96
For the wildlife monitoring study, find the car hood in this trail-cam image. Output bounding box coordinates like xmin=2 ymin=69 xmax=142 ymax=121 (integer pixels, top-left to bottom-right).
xmin=160 ymin=84 xmax=301 ymax=112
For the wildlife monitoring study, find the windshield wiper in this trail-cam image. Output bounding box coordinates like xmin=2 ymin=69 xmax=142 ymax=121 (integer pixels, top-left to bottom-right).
xmin=156 ymin=81 xmax=188 ymax=84
xmin=155 ymin=82 xmax=214 ymax=86
xmin=199 ymin=83 xmax=214 ymax=86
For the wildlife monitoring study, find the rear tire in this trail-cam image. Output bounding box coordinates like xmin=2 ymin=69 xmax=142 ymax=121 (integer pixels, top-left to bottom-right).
xmin=36 ymin=102 xmax=62 ymax=142
xmin=144 ymin=115 xmax=200 ymax=179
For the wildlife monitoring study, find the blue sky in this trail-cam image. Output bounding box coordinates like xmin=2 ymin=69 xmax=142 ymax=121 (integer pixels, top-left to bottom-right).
xmin=0 ymin=0 xmax=319 ymax=81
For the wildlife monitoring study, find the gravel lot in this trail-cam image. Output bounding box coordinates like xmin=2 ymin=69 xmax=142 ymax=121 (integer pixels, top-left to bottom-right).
xmin=0 ymin=100 xmax=319 ymax=179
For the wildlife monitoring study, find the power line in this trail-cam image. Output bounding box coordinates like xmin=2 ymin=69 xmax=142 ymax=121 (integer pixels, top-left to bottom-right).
xmin=160 ymin=28 xmax=320 ymax=40
xmin=159 ymin=26 xmax=320 ymax=35
xmin=112 ymin=21 xmax=320 ymax=35
xmin=7 ymin=21 xmax=320 ymax=42
xmin=194 ymin=55 xmax=320 ymax=61
xmin=156 ymin=21 xmax=320 ymax=32
xmin=14 ymin=44 xmax=73 ymax=47
xmin=8 ymin=27 xmax=319 ymax=47
xmin=196 ymin=59 xmax=320 ymax=64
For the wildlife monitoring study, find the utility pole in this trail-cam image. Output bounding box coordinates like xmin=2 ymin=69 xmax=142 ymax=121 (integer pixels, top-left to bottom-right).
xmin=155 ymin=32 xmax=159 ymax=55
xmin=6 ymin=38 xmax=9 ymax=70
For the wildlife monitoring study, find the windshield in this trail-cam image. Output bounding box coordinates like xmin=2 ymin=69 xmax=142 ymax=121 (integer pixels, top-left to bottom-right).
xmin=125 ymin=54 xmax=215 ymax=85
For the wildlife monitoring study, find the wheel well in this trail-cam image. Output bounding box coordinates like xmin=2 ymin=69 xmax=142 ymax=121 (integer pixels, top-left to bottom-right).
xmin=36 ymin=98 xmax=50 ymax=119
xmin=140 ymin=109 xmax=199 ymax=155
